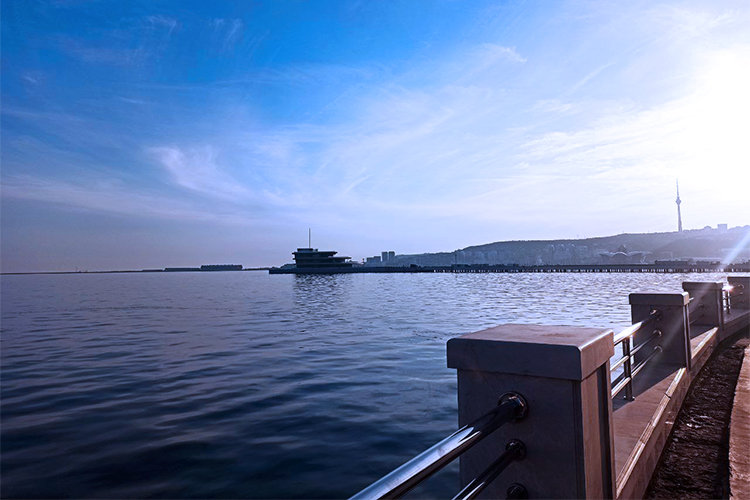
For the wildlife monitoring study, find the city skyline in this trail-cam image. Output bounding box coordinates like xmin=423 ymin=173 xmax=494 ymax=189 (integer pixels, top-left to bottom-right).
xmin=2 ymin=1 xmax=750 ymax=272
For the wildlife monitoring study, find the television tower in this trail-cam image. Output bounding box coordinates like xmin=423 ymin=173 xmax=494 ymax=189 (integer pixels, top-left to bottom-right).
xmin=675 ymin=180 xmax=683 ymax=232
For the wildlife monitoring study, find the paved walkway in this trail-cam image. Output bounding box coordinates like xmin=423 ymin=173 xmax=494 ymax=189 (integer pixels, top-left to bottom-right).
xmin=730 ymin=344 xmax=750 ymax=500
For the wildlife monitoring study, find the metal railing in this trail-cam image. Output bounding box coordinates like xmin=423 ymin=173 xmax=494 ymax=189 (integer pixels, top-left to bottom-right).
xmin=723 ymin=285 xmax=733 ymax=313
xmin=723 ymin=284 xmax=744 ymax=313
xmin=451 ymin=440 xmax=526 ymax=500
xmin=611 ymin=310 xmax=663 ymax=400
xmin=349 ymin=392 xmax=528 ymax=500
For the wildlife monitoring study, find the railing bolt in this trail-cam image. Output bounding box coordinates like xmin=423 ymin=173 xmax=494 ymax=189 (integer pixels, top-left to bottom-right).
xmin=498 ymin=392 xmax=528 ymax=422
xmin=506 ymin=483 xmax=529 ymax=499
xmin=506 ymin=439 xmax=527 ymax=460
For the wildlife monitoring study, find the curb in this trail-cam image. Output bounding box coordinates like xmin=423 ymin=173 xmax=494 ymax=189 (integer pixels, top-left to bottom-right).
xmin=730 ymin=345 xmax=750 ymax=500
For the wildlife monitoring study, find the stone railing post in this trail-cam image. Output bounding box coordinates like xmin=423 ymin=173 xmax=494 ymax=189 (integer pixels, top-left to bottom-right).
xmin=447 ymin=325 xmax=615 ymax=499
xmin=682 ymin=281 xmax=723 ymax=330
xmin=728 ymin=276 xmax=750 ymax=310
xmin=629 ymin=293 xmax=690 ymax=370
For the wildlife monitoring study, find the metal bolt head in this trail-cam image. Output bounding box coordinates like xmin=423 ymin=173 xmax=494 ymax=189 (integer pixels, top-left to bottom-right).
xmin=505 ymin=439 xmax=527 ymax=460
xmin=506 ymin=483 xmax=529 ymax=499
xmin=498 ymin=392 xmax=528 ymax=422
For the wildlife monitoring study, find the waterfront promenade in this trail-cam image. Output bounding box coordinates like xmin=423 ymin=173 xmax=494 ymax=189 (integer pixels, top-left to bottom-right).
xmin=645 ymin=333 xmax=749 ymax=498
xmin=351 ymin=276 xmax=750 ymax=499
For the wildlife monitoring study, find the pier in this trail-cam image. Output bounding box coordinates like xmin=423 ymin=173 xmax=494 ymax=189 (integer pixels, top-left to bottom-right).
xmin=270 ymin=262 xmax=750 ymax=275
xmin=350 ymin=276 xmax=750 ymax=499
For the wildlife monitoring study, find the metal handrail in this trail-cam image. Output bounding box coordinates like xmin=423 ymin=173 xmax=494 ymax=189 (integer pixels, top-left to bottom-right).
xmin=610 ymin=310 xmax=662 ymax=401
xmin=631 ymin=346 xmax=663 ymax=378
xmin=611 ymin=343 xmax=663 ymax=399
xmin=611 ymin=373 xmax=632 ymax=400
xmin=630 ymin=330 xmax=662 ymax=357
xmin=349 ymin=393 xmax=528 ymax=500
xmin=610 ymin=329 xmax=661 ymax=373
xmin=451 ymin=440 xmax=526 ymax=500
xmin=723 ymin=285 xmax=734 ymax=312
xmin=610 ymin=352 xmax=630 ymax=373
xmin=612 ymin=309 xmax=661 ymax=345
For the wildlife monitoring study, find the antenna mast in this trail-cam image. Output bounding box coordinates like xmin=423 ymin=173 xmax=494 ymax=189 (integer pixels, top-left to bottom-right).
xmin=675 ymin=180 xmax=683 ymax=232
xmin=308 ymin=228 xmax=311 ymax=248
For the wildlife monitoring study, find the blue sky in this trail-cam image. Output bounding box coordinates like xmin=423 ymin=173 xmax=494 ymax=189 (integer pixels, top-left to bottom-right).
xmin=2 ymin=0 xmax=749 ymax=272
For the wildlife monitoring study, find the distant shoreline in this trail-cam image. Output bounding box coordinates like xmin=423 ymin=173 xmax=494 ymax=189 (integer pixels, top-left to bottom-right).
xmin=5 ymin=262 xmax=750 ymax=276
xmin=269 ymin=262 xmax=750 ymax=275
xmin=1 ymin=268 xmax=271 ymax=276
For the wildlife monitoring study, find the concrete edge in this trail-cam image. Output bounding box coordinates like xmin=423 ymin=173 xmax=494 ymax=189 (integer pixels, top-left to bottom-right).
xmin=615 ymin=368 xmax=689 ymax=500
xmin=691 ymin=327 xmax=720 ymax=374
xmin=729 ymin=345 xmax=750 ymax=500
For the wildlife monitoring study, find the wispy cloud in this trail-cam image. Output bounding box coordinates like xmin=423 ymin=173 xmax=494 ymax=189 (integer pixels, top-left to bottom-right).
xmin=566 ymin=62 xmax=615 ymax=95
xmin=149 ymin=146 xmax=252 ymax=201
xmin=117 ymin=96 xmax=149 ymax=105
xmin=54 ymin=15 xmax=178 ymax=66
xmin=1 ymin=106 xmax=137 ymax=158
xmin=210 ymin=18 xmax=249 ymax=52
xmin=21 ymin=72 xmax=42 ymax=85
xmin=475 ymin=43 xmax=526 ymax=64
xmin=146 ymin=15 xmax=178 ymax=36
xmin=224 ymin=19 xmax=243 ymax=50
xmin=0 ymin=175 xmax=267 ymax=226
xmin=203 ymin=34 xmax=749 ymax=234
xmin=58 ymin=37 xmax=143 ymax=65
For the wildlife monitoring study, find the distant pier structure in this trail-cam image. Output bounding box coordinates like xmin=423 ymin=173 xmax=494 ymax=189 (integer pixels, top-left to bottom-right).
xmin=676 ymin=179 xmax=683 ymax=232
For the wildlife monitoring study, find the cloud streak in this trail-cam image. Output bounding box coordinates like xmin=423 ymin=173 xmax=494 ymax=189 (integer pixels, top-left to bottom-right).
xmin=0 ymin=174 xmax=270 ymax=226
xmin=149 ymin=146 xmax=252 ymax=201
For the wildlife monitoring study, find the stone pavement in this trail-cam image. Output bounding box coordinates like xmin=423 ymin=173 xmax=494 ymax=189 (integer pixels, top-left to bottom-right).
xmin=730 ymin=344 xmax=750 ymax=500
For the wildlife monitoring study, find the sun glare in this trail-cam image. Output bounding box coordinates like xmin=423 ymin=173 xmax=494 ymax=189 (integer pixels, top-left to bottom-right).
xmin=682 ymin=48 xmax=750 ymax=181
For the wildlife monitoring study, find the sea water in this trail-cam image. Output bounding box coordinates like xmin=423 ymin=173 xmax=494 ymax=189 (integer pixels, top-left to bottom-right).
xmin=0 ymin=271 xmax=727 ymax=498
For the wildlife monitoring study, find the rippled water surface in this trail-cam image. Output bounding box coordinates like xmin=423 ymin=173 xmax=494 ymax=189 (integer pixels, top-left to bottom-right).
xmin=0 ymin=271 xmax=727 ymax=498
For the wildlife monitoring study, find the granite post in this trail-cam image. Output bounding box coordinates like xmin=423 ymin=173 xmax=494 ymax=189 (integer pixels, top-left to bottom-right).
xmin=628 ymin=293 xmax=690 ymax=370
xmin=682 ymin=281 xmax=723 ymax=330
xmin=447 ymin=324 xmax=615 ymax=499
xmin=728 ymin=276 xmax=750 ymax=310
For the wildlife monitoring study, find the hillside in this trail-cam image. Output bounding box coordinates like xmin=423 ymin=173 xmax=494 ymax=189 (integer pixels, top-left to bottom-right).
xmin=385 ymin=226 xmax=750 ymax=267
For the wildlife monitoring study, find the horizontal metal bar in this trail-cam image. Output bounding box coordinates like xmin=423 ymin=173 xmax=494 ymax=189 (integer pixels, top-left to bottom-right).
xmin=631 ymin=346 xmax=663 ymax=379
xmin=611 ymin=375 xmax=632 ymax=398
xmin=613 ymin=324 xmax=642 ymax=346
xmin=611 ymin=331 xmax=662 ymax=379
xmin=451 ymin=440 xmax=526 ymax=500
xmin=349 ymin=394 xmax=526 ymax=500
xmin=630 ymin=330 xmax=662 ymax=357
xmin=610 ymin=354 xmax=628 ymax=372
xmin=613 ymin=309 xmax=660 ymax=345
xmin=611 ymin=371 xmax=627 ymax=387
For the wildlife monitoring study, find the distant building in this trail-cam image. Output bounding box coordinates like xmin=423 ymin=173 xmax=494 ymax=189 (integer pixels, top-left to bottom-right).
xmin=366 ymin=256 xmax=382 ymax=265
xmin=718 ymin=224 xmax=728 ymax=232
xmin=201 ymin=264 xmax=243 ymax=271
xmin=598 ymin=250 xmax=647 ymax=265
xmin=292 ymin=248 xmax=352 ymax=269
xmin=378 ymin=251 xmax=397 ymax=264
